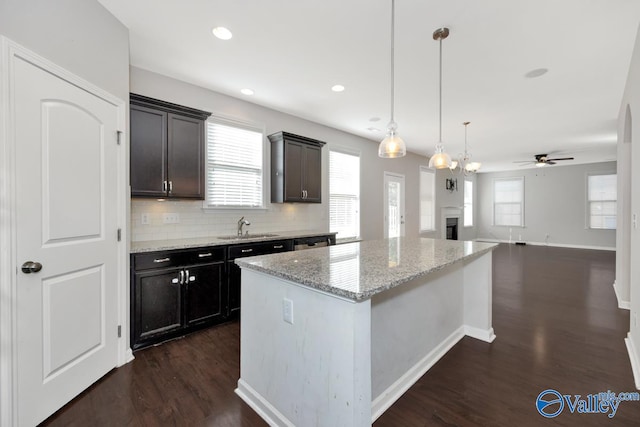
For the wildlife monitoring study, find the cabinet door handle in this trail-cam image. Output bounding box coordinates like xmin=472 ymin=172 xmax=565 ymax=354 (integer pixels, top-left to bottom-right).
xmin=301 ymin=190 xmax=304 ymax=199
xmin=153 ymin=257 xmax=170 ymax=263
xmin=185 ymin=269 xmax=189 ymax=283
xmin=179 ymin=270 xmax=184 ymax=285
xmin=198 ymin=252 xmax=212 ymax=258
xmin=273 ymin=245 xmax=283 ymax=249
xmin=168 ymin=181 xmax=173 ymax=193
xmin=163 ymin=180 xmax=168 ymax=192
xmin=241 ymin=249 xmax=253 ymax=253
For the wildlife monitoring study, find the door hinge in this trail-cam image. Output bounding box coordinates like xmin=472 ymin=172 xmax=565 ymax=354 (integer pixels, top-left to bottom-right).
xmin=117 ymin=325 xmax=122 ymax=338
xmin=117 ymin=228 xmax=122 ymax=241
xmin=116 ymin=130 xmax=122 ymax=145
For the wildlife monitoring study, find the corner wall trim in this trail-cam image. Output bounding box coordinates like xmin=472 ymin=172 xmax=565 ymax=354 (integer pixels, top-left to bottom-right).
xmin=625 ymin=334 xmax=640 ymax=390
xmin=613 ymin=281 xmax=631 ymax=310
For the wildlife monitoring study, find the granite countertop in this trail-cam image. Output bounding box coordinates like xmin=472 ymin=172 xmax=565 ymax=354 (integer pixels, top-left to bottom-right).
xmin=130 ymin=230 xmax=337 ymax=253
xmin=235 ymin=237 xmax=498 ymax=301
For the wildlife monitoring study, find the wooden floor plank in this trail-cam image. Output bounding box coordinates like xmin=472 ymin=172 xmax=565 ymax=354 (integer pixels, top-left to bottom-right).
xmin=41 ymin=244 xmax=638 ymax=426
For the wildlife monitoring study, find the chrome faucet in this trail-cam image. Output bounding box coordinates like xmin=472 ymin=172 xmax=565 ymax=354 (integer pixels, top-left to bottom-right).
xmin=237 ymin=216 xmax=251 ymax=236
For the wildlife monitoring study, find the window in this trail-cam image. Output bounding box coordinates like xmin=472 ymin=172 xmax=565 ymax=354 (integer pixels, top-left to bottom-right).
xmin=588 ymin=173 xmax=617 ymax=229
xmin=329 ymin=150 xmax=360 ymax=239
xmin=494 ymin=177 xmax=524 ymax=226
xmin=206 ymin=118 xmax=264 ymax=208
xmin=464 ymin=180 xmax=473 ymax=227
xmin=419 ymin=166 xmax=435 ymax=231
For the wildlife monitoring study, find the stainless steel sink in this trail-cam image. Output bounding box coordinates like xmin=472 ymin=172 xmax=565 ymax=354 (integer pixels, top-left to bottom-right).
xmin=217 ymin=233 xmax=279 ymax=240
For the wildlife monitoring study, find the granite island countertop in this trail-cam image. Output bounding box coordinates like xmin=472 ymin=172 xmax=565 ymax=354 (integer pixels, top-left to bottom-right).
xmin=130 ymin=230 xmax=337 ymax=253
xmin=235 ymin=236 xmax=498 ymax=301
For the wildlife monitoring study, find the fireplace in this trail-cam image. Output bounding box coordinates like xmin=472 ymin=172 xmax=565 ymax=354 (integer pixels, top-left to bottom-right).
xmin=446 ymin=217 xmax=458 ymax=240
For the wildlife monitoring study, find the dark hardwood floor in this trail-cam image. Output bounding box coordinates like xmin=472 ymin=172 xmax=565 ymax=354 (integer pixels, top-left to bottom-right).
xmin=42 ymin=244 xmax=638 ymax=426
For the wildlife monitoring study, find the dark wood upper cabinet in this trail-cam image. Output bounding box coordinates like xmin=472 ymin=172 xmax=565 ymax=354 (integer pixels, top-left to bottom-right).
xmin=130 ymin=94 xmax=211 ymax=199
xmin=268 ymin=131 xmax=325 ymax=203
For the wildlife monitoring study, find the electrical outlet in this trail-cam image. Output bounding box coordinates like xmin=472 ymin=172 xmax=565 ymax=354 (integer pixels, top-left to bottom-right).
xmin=141 ymin=213 xmax=150 ymax=225
xmin=163 ymin=213 xmax=180 ymax=224
xmin=283 ymin=298 xmax=294 ymax=324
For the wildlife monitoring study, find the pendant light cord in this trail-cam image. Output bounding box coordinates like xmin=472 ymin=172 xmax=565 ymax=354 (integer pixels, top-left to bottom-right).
xmin=390 ymin=0 xmax=395 ymax=125
xmin=438 ymin=33 xmax=442 ymax=144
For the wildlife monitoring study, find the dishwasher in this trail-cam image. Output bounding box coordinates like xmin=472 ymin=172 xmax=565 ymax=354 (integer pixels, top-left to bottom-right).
xmin=293 ymin=235 xmax=332 ymax=250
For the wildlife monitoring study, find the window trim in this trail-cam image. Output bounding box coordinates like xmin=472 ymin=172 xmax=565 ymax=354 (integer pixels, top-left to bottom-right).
xmin=585 ymin=171 xmax=617 ymax=230
xmin=202 ymin=115 xmax=267 ymax=211
xmin=419 ymin=166 xmax=436 ymax=232
xmin=463 ymin=179 xmax=473 ymax=228
xmin=329 ymin=147 xmax=361 ymax=240
xmin=492 ymin=176 xmax=525 ymax=227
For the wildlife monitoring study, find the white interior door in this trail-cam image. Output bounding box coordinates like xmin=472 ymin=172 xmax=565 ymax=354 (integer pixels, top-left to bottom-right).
xmin=384 ymin=172 xmax=405 ymax=238
xmin=13 ymin=54 xmax=120 ymax=426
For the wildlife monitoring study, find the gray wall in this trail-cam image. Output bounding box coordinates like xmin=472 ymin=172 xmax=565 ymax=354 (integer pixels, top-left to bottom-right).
xmin=476 ymin=161 xmax=617 ymax=249
xmin=0 ymin=0 xmax=129 ymax=100
xmin=131 ymin=67 xmax=434 ymax=242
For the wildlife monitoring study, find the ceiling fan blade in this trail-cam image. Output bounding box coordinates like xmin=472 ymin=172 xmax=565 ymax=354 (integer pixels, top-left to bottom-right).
xmin=514 ymin=160 xmax=535 ymax=163
xmin=547 ymin=157 xmax=574 ymax=161
xmin=546 ymin=161 xmax=557 ymax=165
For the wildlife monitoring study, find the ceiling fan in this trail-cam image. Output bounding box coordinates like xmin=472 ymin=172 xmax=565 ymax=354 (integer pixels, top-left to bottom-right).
xmin=514 ymin=153 xmax=575 ymax=167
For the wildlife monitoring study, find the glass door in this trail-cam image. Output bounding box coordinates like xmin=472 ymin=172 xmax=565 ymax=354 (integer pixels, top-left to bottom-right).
xmin=383 ymin=172 xmax=405 ymax=238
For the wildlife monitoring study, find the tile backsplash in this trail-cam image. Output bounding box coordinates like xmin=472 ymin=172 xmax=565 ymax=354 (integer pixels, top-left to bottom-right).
xmin=130 ymin=199 xmax=328 ymax=242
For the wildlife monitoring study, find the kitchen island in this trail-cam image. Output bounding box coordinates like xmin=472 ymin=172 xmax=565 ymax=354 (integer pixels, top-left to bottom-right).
xmin=235 ymin=237 xmax=498 ymax=426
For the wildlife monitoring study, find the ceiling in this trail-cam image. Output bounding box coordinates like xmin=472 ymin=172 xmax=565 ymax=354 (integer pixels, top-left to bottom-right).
xmin=99 ymin=0 xmax=640 ymax=172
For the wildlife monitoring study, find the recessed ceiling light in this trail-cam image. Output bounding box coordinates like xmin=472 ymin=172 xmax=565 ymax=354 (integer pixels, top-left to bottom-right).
xmin=241 ymin=88 xmax=254 ymax=96
xmin=369 ymin=117 xmax=381 ymax=122
xmin=525 ymin=68 xmax=548 ymax=79
xmin=331 ymin=84 xmax=345 ymax=92
xmin=212 ymin=27 xmax=233 ymax=40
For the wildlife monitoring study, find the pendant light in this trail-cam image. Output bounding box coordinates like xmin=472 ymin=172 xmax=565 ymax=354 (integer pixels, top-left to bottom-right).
xmin=458 ymin=121 xmax=481 ymax=175
xmin=428 ymin=27 xmax=452 ymax=169
xmin=378 ymin=0 xmax=406 ymax=158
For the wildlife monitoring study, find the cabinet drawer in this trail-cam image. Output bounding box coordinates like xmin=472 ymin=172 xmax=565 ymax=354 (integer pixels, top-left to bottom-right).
xmin=133 ymin=246 xmax=225 ymax=271
xmin=181 ymin=247 xmax=225 ymax=265
xmin=228 ymin=239 xmax=293 ymax=259
xmin=133 ymin=252 xmax=184 ymax=271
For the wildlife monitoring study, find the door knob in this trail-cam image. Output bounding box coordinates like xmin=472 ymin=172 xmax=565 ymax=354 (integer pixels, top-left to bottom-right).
xmin=21 ymin=261 xmax=43 ymax=274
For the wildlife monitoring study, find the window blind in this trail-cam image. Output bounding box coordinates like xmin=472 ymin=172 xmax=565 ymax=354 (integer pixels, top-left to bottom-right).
xmin=206 ymin=120 xmax=263 ymax=207
xmin=588 ymin=174 xmax=617 ymax=229
xmin=329 ymin=150 xmax=360 ymax=239
xmin=494 ymin=177 xmax=524 ymax=226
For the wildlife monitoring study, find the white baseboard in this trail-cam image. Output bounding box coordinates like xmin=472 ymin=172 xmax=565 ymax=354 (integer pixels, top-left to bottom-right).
xmin=235 ymin=379 xmax=294 ymax=427
xmin=465 ymin=326 xmax=496 ymax=343
xmin=474 ymin=238 xmax=615 ymax=252
xmin=371 ymin=326 xmax=465 ymax=422
xmin=613 ymin=281 xmax=631 ymax=310
xmin=625 ymin=334 xmax=640 ymax=390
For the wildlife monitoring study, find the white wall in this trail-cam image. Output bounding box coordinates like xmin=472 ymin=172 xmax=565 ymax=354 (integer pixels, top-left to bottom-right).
xmin=0 ymin=0 xmax=129 ymax=100
xmin=130 ymin=67 xmax=435 ymax=242
xmin=476 ymin=162 xmax=617 ymax=249
xmin=618 ymin=23 xmax=640 ymax=389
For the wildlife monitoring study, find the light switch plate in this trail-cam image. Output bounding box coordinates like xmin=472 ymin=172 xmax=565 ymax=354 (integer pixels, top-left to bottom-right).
xmin=141 ymin=213 xmax=150 ymax=225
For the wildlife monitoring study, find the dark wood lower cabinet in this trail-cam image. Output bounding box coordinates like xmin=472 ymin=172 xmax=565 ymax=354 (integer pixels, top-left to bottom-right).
xmin=131 ymin=247 xmax=225 ymax=351
xmin=135 ymin=268 xmax=183 ymax=343
xmin=185 ymin=262 xmax=224 ymax=326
